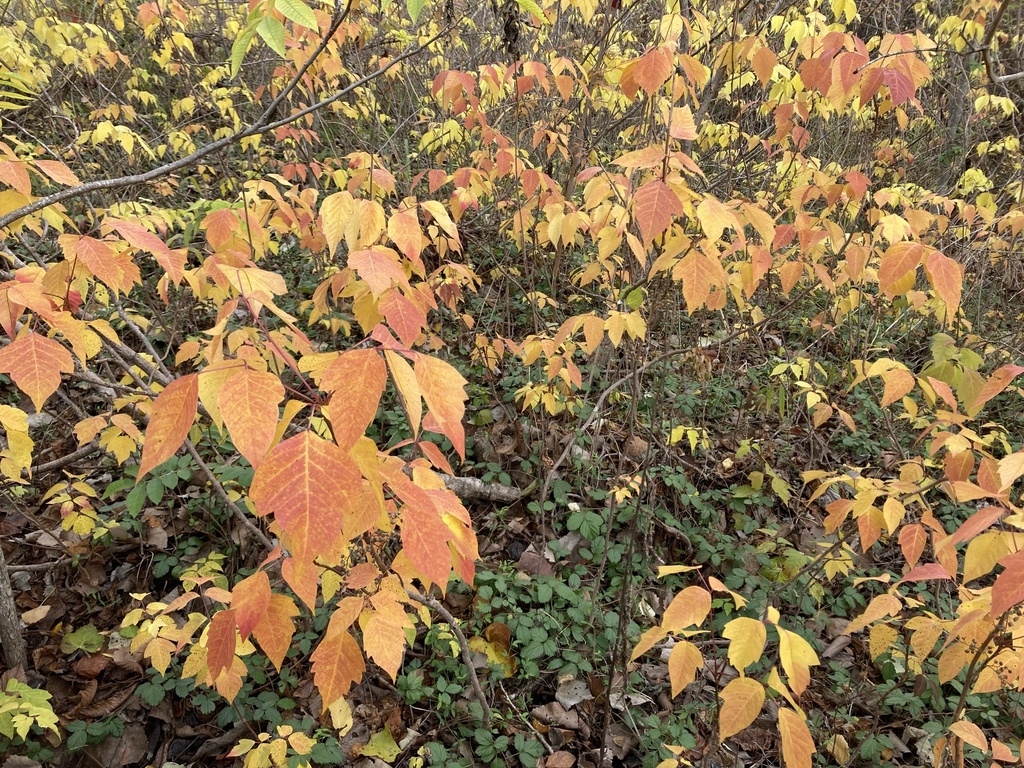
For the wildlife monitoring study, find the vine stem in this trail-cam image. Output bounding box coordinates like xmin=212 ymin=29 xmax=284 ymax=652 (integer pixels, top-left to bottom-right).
xmin=404 ymin=588 xmax=491 ymax=726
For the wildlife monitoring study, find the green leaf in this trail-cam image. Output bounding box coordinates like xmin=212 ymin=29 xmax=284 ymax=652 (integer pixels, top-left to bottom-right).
xmin=273 ymin=0 xmax=319 ymax=30
xmin=407 ymin=0 xmax=426 ymax=22
xmin=512 ymin=0 xmax=548 ymax=22
xmin=256 ymin=15 xmax=287 ymax=59
xmin=229 ymin=26 xmax=258 ymax=77
xmin=61 ymin=624 xmax=105 ymax=654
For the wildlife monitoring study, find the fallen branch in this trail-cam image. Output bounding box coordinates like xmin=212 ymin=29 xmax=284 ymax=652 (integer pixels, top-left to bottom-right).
xmin=439 ymin=474 xmax=536 ymax=503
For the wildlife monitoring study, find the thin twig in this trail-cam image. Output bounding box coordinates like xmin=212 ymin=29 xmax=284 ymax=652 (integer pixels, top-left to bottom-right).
xmin=404 ymin=588 xmax=491 ymax=725
xmin=182 ymin=440 xmax=274 ymax=552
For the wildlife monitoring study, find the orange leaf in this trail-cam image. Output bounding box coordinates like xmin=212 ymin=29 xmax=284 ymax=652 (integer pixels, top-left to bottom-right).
xmin=219 ymin=366 xmax=284 ymax=468
xmin=879 ymin=368 xmax=914 ymax=408
xmin=349 ymin=247 xmax=409 ymax=298
xmin=206 ymin=609 xmax=238 ymax=682
xmin=633 ymin=179 xmax=683 ymax=246
xmin=924 ymin=250 xmax=963 ymax=324
xmin=967 ymin=364 xmax=1024 ymax=415
xmin=898 ymin=523 xmax=927 ymax=567
xmin=249 ymin=431 xmax=361 ymax=608
xmin=321 ymin=349 xmax=387 ymax=449
xmin=878 ymin=242 xmax=923 ymax=296
xmin=992 ymin=549 xmax=1024 ymax=617
xmin=414 ymin=354 xmax=469 ymax=459
xmin=387 ymin=207 xmax=425 ymax=272
xmin=252 ymin=592 xmax=299 ymax=671
xmin=672 ymin=251 xmax=725 ymax=313
xmin=0 ymin=161 xmax=31 ymax=195
xmin=72 ymin=235 xmax=141 ymax=295
xmin=667 ymin=640 xmax=702 ymax=697
xmin=34 ymin=160 xmax=80 ymax=186
xmin=0 ymin=332 xmax=73 ymax=411
xmin=108 ymin=218 xmax=186 ymax=284
xmin=752 ymin=47 xmax=777 ymax=86
xmin=137 ymin=374 xmax=198 ymax=481
xmin=626 ymin=46 xmax=673 ymax=97
xmin=232 ymin=571 xmax=271 ymax=640
xmin=361 ymin=586 xmax=414 ymax=680
xmin=381 ymin=291 xmax=428 ymax=348
xmin=778 ymin=707 xmax=816 ymax=768
xmin=661 ymin=586 xmax=711 ymax=632
xmin=719 ymin=677 xmax=765 ymax=740
xmin=312 ymin=598 xmax=366 ymax=710
xmin=402 ymin=494 xmax=456 ymax=589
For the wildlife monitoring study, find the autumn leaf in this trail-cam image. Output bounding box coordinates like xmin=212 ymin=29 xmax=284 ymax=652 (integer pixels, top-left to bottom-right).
xmin=206 ymin=609 xmax=238 ymax=683
xmin=776 ymin=626 xmax=819 ymax=696
xmin=349 ymin=247 xmax=410 ymax=298
xmin=667 ymin=640 xmax=702 ymax=697
xmin=719 ymin=677 xmax=765 ymax=740
xmin=991 ymin=549 xmax=1024 ymax=617
xmin=320 ymin=349 xmax=387 ymax=449
xmin=414 ymin=353 xmax=469 ymax=459
xmin=249 ymin=431 xmax=362 ymax=608
xmin=632 ymin=179 xmax=683 ymax=246
xmin=138 ymin=374 xmax=199 ymax=481
xmin=695 ymin=196 xmax=739 ymax=243
xmin=312 ymin=598 xmax=366 ymax=710
xmin=232 ymin=571 xmax=271 ymax=640
xmin=878 ymin=242 xmax=923 ymax=295
xmin=385 ymin=350 xmax=422 ymax=437
xmin=219 ymin=366 xmax=284 ymax=468
xmin=660 ymin=586 xmax=711 ymax=632
xmin=0 ymin=332 xmax=74 ymax=411
xmin=722 ymin=617 xmax=767 ymax=672
xmin=923 ymin=250 xmax=963 ymax=323
xmin=778 ymin=707 xmax=816 ymax=768
xmin=252 ymin=593 xmax=300 ymax=671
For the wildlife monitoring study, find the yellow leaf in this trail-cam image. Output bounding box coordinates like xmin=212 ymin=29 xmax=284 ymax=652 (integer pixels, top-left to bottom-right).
xmin=718 ymin=677 xmax=765 ymax=740
xmin=777 ymin=626 xmax=818 ymax=696
xmin=722 ymin=617 xmax=766 ymax=671
xmin=667 ymin=640 xmax=702 ymax=697
xmin=778 ymin=707 xmax=816 ymax=768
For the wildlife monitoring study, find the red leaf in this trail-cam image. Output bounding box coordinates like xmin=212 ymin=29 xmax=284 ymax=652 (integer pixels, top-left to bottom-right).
xmin=633 ymin=179 xmax=683 ymax=246
xmin=138 ymin=374 xmax=199 ymax=481
xmin=897 ymin=563 xmax=952 ymax=584
xmin=0 ymin=333 xmax=73 ymax=411
xmin=232 ymin=571 xmax=271 ymax=640
xmin=206 ymin=609 xmax=237 ymax=682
